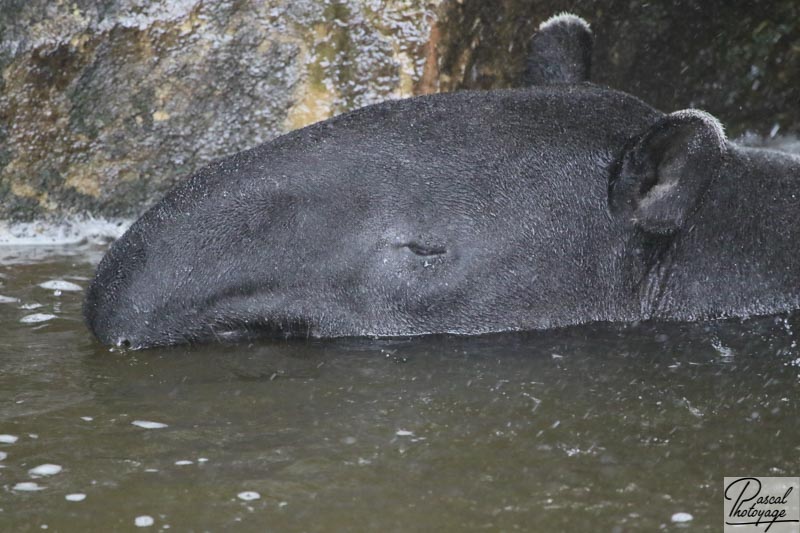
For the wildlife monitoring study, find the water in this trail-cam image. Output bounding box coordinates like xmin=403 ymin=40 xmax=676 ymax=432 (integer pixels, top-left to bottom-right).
xmin=1 ymin=241 xmax=799 ymax=531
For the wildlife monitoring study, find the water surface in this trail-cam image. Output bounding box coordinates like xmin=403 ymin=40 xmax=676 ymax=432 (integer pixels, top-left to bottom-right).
xmin=1 ymin=242 xmax=799 ymax=531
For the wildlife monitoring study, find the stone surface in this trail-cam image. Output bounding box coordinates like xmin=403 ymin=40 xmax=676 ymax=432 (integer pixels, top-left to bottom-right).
xmin=1 ymin=0 xmax=798 ymax=220
xmin=0 ymin=0 xmax=439 ymax=220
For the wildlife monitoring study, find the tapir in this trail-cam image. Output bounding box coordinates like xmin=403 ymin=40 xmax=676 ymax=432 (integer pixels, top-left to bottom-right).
xmin=84 ymin=13 xmax=800 ymax=349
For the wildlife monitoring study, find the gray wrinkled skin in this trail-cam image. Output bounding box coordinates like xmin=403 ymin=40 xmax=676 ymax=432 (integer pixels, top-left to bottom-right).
xmin=84 ymin=15 xmax=800 ymax=349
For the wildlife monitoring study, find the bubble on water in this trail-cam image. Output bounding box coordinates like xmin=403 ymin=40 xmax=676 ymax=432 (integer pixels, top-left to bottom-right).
xmin=0 ymin=434 xmax=19 ymax=444
xmin=395 ymin=429 xmax=414 ymax=437
xmin=20 ymin=313 xmax=57 ymax=324
xmin=13 ymin=482 xmax=45 ymax=491
xmin=29 ymin=464 xmax=62 ymax=476
xmin=712 ymin=338 xmax=734 ymax=358
xmin=681 ymin=397 xmax=703 ymax=418
xmin=237 ymin=491 xmax=260 ymax=501
xmin=279 ymin=501 xmax=288 ymax=508
xmin=80 ymin=416 xmax=93 ymax=422
xmin=197 ymin=457 xmax=208 ymax=463
xmin=174 ymin=460 xmax=193 ymax=466
xmin=144 ymin=468 xmax=159 ymax=473
xmin=131 ymin=420 xmax=168 ymax=429
xmin=65 ymin=493 xmax=86 ymax=502
xmin=0 ymin=295 xmax=19 ymax=303
xmin=134 ymin=515 xmax=154 ymax=527
xmin=39 ymin=280 xmax=83 ymax=292
xmin=671 ymin=512 xmax=693 ymax=523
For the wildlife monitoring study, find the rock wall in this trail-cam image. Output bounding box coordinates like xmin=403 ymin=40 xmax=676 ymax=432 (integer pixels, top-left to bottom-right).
xmin=1 ymin=0 xmax=798 ymax=221
xmin=0 ymin=0 xmax=439 ymax=220
xmin=435 ymin=0 xmax=800 ymax=134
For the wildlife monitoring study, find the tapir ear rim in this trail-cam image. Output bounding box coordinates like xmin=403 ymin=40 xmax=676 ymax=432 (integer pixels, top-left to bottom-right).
xmin=609 ymin=108 xmax=728 ymax=235
xmin=669 ymin=108 xmax=728 ymax=149
xmin=538 ymin=12 xmax=592 ymax=33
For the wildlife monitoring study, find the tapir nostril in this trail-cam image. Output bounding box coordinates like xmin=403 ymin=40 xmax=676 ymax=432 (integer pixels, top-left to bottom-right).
xmin=117 ymin=338 xmax=131 ymax=349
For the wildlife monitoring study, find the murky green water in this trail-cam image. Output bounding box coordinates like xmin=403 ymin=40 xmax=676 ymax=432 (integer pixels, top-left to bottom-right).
xmin=1 ymin=242 xmax=799 ymax=532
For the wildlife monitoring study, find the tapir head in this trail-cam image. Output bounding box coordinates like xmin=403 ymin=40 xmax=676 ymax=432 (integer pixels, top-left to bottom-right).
xmin=83 ymin=99 xmax=800 ymax=349
xmin=83 ymin=12 xmax=800 ymax=349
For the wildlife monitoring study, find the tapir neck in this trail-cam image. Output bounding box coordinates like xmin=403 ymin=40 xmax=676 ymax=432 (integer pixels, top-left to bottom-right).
xmin=655 ymin=143 xmax=800 ymax=322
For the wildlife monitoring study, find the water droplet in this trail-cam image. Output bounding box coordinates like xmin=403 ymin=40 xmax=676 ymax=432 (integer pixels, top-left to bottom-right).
xmin=131 ymin=420 xmax=168 ymax=429
xmin=29 ymin=464 xmax=62 ymax=476
xmin=20 ymin=313 xmax=57 ymax=324
xmin=39 ymin=280 xmax=82 ymax=292
xmin=134 ymin=515 xmax=154 ymax=527
xmin=13 ymin=482 xmax=45 ymax=491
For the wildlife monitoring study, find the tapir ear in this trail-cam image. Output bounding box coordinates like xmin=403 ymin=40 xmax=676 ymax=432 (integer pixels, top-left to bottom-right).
xmin=523 ymin=12 xmax=593 ymax=85
xmin=608 ymin=109 xmax=727 ymax=235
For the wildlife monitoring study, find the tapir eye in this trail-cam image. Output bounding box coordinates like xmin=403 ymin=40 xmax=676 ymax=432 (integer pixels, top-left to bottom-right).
xmin=402 ymin=242 xmax=447 ymax=256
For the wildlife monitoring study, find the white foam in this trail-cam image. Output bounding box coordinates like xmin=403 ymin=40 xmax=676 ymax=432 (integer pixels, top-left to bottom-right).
xmin=737 ymin=132 xmax=800 ymax=155
xmin=0 ymin=216 xmax=130 ymax=246
xmin=237 ymin=491 xmax=260 ymax=501
xmin=20 ymin=313 xmax=57 ymax=324
xmin=65 ymin=493 xmax=86 ymax=502
xmin=0 ymin=451 xmax=7 ymax=460
xmin=39 ymin=280 xmax=83 ymax=292
xmin=395 ymin=429 xmax=414 ymax=437
xmin=174 ymin=460 xmax=193 ymax=466
xmin=0 ymin=295 xmax=20 ymax=303
xmin=0 ymin=434 xmax=19 ymax=444
xmin=132 ymin=420 xmax=168 ymax=429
